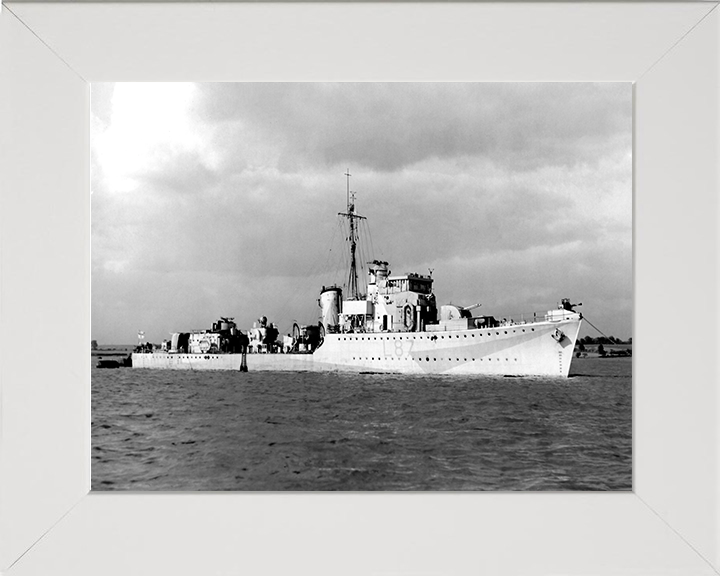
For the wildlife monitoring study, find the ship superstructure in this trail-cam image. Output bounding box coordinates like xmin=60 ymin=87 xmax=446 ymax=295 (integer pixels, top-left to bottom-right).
xmin=132 ymin=173 xmax=583 ymax=377
xmin=334 ymin=260 xmax=438 ymax=335
xmin=319 ymin=172 xmax=440 ymax=337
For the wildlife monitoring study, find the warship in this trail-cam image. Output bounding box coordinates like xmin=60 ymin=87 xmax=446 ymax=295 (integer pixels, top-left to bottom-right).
xmin=132 ymin=173 xmax=583 ymax=376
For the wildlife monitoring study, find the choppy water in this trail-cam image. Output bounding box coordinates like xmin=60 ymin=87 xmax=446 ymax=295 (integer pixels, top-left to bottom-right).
xmin=91 ymin=357 xmax=631 ymax=491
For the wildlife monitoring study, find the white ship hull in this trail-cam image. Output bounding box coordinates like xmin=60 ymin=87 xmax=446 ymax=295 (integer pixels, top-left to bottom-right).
xmin=132 ymin=316 xmax=582 ymax=377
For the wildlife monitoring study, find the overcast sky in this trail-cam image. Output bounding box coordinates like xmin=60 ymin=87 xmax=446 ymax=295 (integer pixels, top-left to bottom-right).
xmin=91 ymin=83 xmax=632 ymax=344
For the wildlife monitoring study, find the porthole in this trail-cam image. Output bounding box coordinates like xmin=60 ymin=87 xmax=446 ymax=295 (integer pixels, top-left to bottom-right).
xmin=504 ymin=331 xmax=507 ymax=334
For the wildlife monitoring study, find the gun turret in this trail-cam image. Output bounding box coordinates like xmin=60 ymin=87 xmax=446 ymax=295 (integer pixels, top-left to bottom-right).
xmin=560 ymin=298 xmax=582 ymax=312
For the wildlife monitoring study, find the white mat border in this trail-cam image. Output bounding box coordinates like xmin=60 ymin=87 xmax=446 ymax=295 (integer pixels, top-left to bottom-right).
xmin=1 ymin=3 xmax=718 ymax=575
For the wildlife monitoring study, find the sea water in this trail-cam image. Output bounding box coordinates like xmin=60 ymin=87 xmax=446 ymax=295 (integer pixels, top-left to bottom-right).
xmin=91 ymin=357 xmax=631 ymax=491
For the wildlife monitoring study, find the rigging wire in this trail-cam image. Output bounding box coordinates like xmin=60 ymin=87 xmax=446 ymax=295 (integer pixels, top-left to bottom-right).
xmin=355 ymin=224 xmax=367 ymax=297
xmin=583 ymin=316 xmax=614 ymax=341
xmin=267 ymin=215 xmax=345 ymax=333
xmin=319 ymin=217 xmax=341 ymax=277
xmin=269 ymin=180 xmax=380 ymax=329
xmin=337 ymin=215 xmax=350 ymax=292
xmin=322 ymin=217 xmax=346 ymax=283
xmin=357 ymin=224 xmax=368 ymax=296
xmin=363 ymin=218 xmax=378 ymax=262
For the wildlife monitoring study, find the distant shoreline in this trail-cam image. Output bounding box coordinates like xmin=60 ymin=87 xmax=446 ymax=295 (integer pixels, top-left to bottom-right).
xmin=91 ymin=346 xmax=133 ymax=357
xmin=575 ymin=344 xmax=632 ymax=359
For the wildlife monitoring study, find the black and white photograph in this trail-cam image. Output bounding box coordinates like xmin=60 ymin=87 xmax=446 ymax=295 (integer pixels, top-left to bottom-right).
xmin=91 ymin=82 xmax=632 ymax=491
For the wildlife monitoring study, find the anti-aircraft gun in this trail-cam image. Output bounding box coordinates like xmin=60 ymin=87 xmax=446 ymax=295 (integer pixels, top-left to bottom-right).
xmin=560 ymin=298 xmax=582 ymax=312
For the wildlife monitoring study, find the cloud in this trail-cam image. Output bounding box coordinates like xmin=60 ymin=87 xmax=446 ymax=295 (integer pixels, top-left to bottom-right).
xmin=91 ymin=82 xmax=632 ymax=343
xmin=195 ymin=83 xmax=630 ymax=173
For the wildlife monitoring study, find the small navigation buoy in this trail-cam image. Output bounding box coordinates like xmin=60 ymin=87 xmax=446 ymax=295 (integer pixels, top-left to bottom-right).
xmin=240 ymin=350 xmax=248 ymax=372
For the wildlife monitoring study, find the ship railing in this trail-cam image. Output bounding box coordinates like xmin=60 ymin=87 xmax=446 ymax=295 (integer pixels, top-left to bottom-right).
xmin=477 ymin=310 xmax=580 ymax=327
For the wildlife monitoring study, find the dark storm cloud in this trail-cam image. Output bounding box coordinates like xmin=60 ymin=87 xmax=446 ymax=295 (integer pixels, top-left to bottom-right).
xmin=195 ymin=83 xmax=630 ymax=173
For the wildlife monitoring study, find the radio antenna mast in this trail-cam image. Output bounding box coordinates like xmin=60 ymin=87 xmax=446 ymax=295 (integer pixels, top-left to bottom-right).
xmin=338 ymin=170 xmax=366 ymax=300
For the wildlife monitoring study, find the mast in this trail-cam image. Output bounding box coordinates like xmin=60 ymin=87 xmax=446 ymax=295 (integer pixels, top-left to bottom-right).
xmin=338 ymin=170 xmax=366 ymax=300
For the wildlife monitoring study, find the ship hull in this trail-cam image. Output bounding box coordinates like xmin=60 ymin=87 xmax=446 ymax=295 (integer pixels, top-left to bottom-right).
xmin=132 ymin=317 xmax=582 ymax=377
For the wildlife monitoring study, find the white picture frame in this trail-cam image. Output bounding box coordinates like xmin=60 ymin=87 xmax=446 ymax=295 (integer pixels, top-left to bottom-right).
xmin=1 ymin=2 xmax=718 ymax=575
